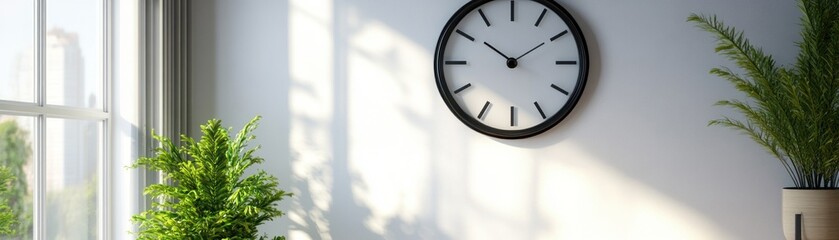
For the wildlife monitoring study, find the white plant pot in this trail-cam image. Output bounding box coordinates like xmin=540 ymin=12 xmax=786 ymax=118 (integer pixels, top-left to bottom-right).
xmin=782 ymin=188 xmax=839 ymax=240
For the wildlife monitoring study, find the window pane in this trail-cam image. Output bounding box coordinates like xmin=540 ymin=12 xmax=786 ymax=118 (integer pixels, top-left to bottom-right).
xmin=45 ymin=118 xmax=99 ymax=240
xmin=46 ymin=0 xmax=103 ymax=109
xmin=0 ymin=115 xmax=35 ymax=239
xmin=0 ymin=1 xmax=35 ymax=103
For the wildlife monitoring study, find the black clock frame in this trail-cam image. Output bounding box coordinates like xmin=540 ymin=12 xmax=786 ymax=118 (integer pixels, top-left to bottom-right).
xmin=434 ymin=0 xmax=589 ymax=139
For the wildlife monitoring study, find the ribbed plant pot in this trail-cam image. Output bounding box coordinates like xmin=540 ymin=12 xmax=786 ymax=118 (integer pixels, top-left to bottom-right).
xmin=782 ymin=188 xmax=839 ymax=240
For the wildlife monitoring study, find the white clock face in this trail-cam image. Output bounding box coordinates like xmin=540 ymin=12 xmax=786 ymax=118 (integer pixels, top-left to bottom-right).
xmin=435 ymin=0 xmax=587 ymax=138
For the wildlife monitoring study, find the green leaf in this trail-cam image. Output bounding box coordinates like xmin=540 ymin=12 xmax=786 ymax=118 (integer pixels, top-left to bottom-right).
xmin=131 ymin=116 xmax=292 ymax=239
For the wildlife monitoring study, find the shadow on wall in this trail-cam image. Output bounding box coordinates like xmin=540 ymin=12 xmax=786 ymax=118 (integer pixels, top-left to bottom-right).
xmin=285 ymin=0 xmax=376 ymax=239
xmin=284 ymin=0 xmax=453 ymax=239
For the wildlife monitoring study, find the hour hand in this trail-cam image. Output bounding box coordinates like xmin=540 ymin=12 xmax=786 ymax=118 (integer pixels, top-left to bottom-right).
xmin=483 ymin=41 xmax=510 ymax=59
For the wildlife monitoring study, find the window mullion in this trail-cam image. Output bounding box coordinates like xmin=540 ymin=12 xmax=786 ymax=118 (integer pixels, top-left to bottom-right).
xmin=34 ymin=114 xmax=45 ymax=240
xmin=36 ymin=1 xmax=44 ymax=108
xmin=34 ymin=0 xmax=46 ymax=239
xmin=101 ymin=0 xmax=113 ymax=239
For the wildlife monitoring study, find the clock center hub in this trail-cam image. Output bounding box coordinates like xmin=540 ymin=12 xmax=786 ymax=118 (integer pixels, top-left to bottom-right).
xmin=506 ymin=58 xmax=518 ymax=69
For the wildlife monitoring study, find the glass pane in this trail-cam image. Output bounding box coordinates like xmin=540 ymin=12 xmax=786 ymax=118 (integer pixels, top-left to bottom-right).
xmin=0 ymin=1 xmax=35 ymax=103
xmin=45 ymin=118 xmax=100 ymax=240
xmin=45 ymin=0 xmax=103 ymax=109
xmin=0 ymin=115 xmax=35 ymax=239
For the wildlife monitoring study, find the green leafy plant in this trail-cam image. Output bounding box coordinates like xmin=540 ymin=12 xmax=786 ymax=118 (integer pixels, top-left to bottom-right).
xmin=131 ymin=116 xmax=292 ymax=239
xmin=689 ymin=0 xmax=839 ymax=188
xmin=0 ymin=120 xmax=32 ymax=238
xmin=0 ymin=167 xmax=17 ymax=235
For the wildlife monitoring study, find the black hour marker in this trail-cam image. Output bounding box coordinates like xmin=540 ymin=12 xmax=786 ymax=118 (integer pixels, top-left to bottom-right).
xmin=456 ymin=29 xmax=475 ymax=41
xmin=445 ymin=61 xmax=467 ymax=65
xmin=510 ymin=1 xmax=515 ymax=21
xmin=510 ymin=106 xmax=516 ymax=126
xmin=453 ymin=83 xmax=472 ymax=94
xmin=478 ymin=101 xmax=491 ymax=120
xmin=535 ymin=9 xmax=547 ymax=27
xmin=551 ymin=84 xmax=569 ymax=95
xmin=478 ymin=9 xmax=491 ymax=27
xmin=550 ymin=30 xmax=568 ymax=41
xmin=534 ymin=102 xmax=547 ymax=119
xmin=555 ymin=61 xmax=577 ymax=65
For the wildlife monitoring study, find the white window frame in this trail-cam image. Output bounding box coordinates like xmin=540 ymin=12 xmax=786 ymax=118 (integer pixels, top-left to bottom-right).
xmin=111 ymin=0 xmax=189 ymax=238
xmin=0 ymin=0 xmax=113 ymax=239
xmin=112 ymin=0 xmax=189 ymax=238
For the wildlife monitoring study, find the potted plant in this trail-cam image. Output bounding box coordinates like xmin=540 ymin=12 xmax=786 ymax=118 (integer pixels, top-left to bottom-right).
xmin=689 ymin=0 xmax=839 ymax=239
xmin=131 ymin=116 xmax=292 ymax=240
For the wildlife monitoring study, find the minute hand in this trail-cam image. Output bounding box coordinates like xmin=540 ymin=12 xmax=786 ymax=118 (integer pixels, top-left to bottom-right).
xmin=516 ymin=42 xmax=545 ymax=59
xmin=483 ymin=42 xmax=511 ymax=59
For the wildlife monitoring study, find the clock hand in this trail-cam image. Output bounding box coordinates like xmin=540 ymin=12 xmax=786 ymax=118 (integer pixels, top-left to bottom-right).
xmin=516 ymin=42 xmax=545 ymax=60
xmin=483 ymin=42 xmax=510 ymax=59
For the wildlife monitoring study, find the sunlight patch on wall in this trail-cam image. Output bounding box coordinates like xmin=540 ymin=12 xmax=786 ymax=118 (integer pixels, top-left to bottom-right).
xmin=346 ymin=14 xmax=435 ymax=236
xmin=288 ymin=0 xmax=334 ymax=239
xmin=431 ymin=138 xmax=735 ymax=240
xmin=534 ymin=141 xmax=732 ymax=240
xmin=462 ymin=137 xmax=535 ymax=240
xmin=467 ymin=140 xmax=533 ymax=223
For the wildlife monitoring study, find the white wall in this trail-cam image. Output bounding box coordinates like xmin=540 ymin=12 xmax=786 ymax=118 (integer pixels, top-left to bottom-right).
xmin=190 ymin=0 xmax=801 ymax=239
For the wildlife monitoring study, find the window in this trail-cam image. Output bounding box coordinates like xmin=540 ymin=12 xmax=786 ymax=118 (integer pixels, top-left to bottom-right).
xmin=2 ymin=0 xmax=188 ymax=238
xmin=0 ymin=0 xmax=110 ymax=239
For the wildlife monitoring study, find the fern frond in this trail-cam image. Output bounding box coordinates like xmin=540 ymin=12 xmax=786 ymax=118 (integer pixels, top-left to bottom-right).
xmin=131 ymin=116 xmax=292 ymax=239
xmin=691 ymin=0 xmax=839 ymax=188
xmin=688 ymin=14 xmax=779 ymax=95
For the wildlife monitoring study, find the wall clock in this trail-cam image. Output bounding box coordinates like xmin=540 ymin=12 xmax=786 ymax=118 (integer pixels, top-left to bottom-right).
xmin=434 ymin=0 xmax=589 ymax=139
